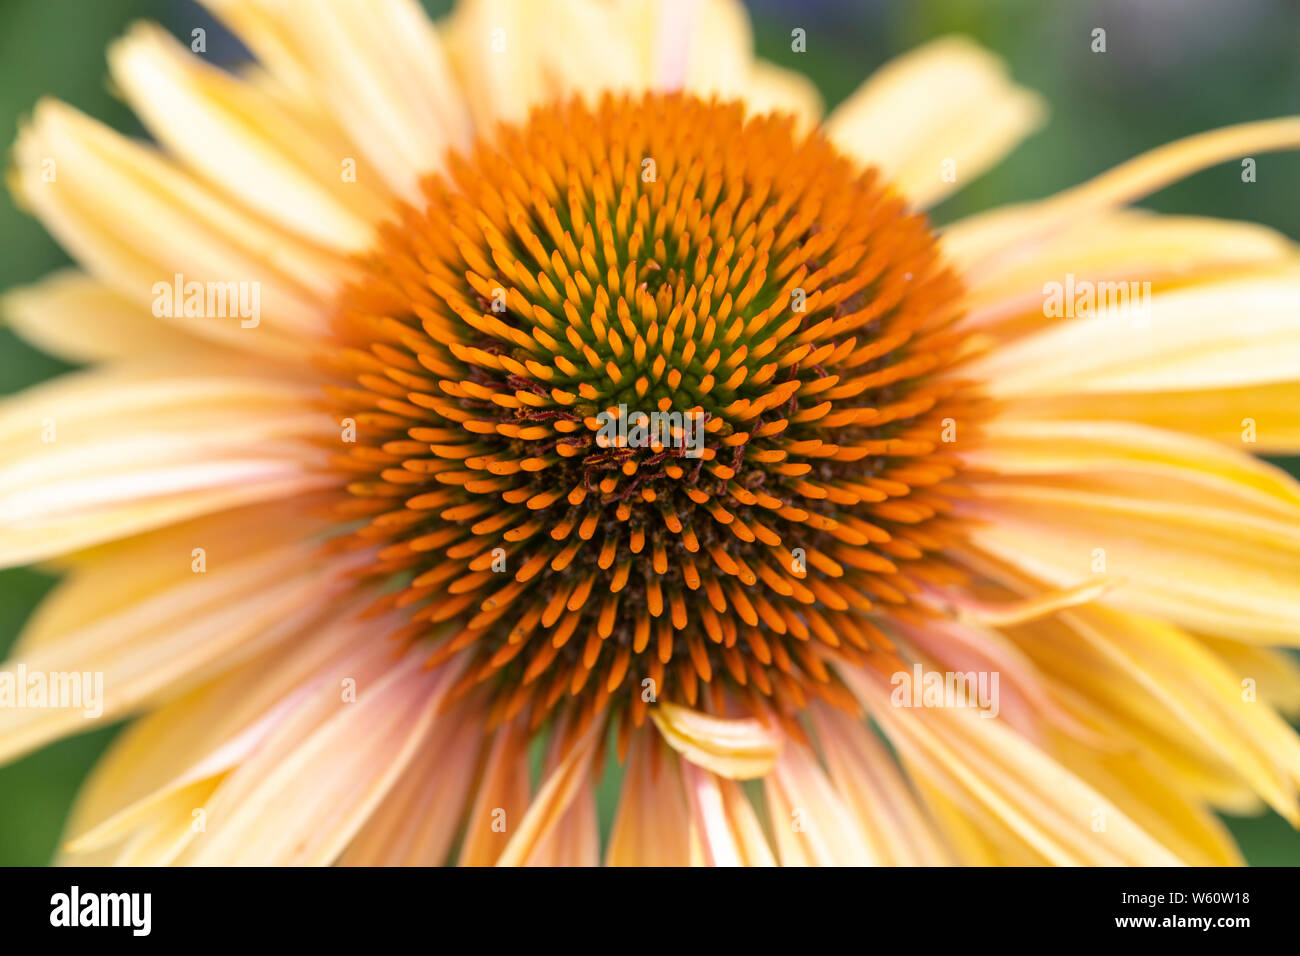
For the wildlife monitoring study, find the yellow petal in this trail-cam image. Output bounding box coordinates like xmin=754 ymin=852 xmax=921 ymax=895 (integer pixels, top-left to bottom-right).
xmin=906 ymin=774 xmax=1002 ymax=865
xmin=180 ymin=650 xmax=463 ymax=865
xmin=967 ymin=271 xmax=1300 ymax=397
xmin=941 ymin=576 xmax=1122 ymax=627
xmin=606 ymin=732 xmax=692 ymax=865
xmin=201 ymin=0 xmax=471 ymax=201
xmin=0 ymin=360 xmax=336 ymax=567
xmin=11 ymin=99 xmax=346 ymax=355
xmin=965 ymin=481 xmax=1300 ymax=644
xmin=959 ymin=210 xmax=1297 ymax=338
xmin=993 ymin=381 xmax=1300 ymax=454
xmin=892 ymin=614 xmax=1112 ymax=748
xmin=339 ymin=699 xmax=482 ymax=866
xmin=944 ymin=115 xmax=1300 ymax=272
xmin=2 ymin=269 xmax=207 ymax=363
xmin=649 ymin=700 xmax=781 ymax=779
xmin=841 ymin=663 xmax=1183 ymax=865
xmin=964 ymin=419 xmax=1300 ymax=517
xmin=1051 ymin=607 xmax=1300 ymax=823
xmin=108 ymin=22 xmax=383 ymax=252
xmin=494 ymin=718 xmax=603 ymax=866
xmin=826 ymin=36 xmax=1045 ymax=208
xmin=965 ymin=554 xmax=1275 ymax=814
xmin=810 ymin=703 xmax=952 ymax=865
xmin=1049 ymin=735 xmax=1243 ymax=867
xmin=762 ymin=741 xmax=878 ymax=865
xmin=1200 ymin=638 xmax=1300 ymax=717
xmin=457 ymin=717 xmax=532 ymax=865
xmin=681 ymin=761 xmax=776 ymax=866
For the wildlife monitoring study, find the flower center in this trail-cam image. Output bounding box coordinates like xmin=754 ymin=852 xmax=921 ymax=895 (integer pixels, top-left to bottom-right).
xmin=330 ymin=92 xmax=971 ymax=735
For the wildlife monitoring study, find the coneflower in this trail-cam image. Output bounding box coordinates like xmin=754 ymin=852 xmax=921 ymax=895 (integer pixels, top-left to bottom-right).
xmin=3 ymin=0 xmax=1300 ymax=867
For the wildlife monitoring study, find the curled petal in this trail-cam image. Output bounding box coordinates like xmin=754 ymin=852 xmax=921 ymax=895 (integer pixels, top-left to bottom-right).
xmin=650 ymin=701 xmax=780 ymax=780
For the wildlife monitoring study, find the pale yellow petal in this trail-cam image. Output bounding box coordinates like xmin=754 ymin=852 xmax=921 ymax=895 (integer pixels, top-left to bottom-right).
xmin=967 ymin=271 xmax=1300 ymax=397
xmin=2 ymin=269 xmax=208 ymax=363
xmin=841 ymin=664 xmax=1184 ymax=865
xmin=109 ymin=779 xmax=223 ymax=866
xmin=457 ymin=717 xmax=531 ymax=866
xmin=63 ymin=693 xmax=299 ymax=856
xmin=180 ymin=651 xmax=463 ymax=865
xmin=201 ymin=0 xmax=471 ymax=201
xmin=56 ymin=598 xmax=386 ymax=862
xmin=959 ymin=211 xmax=1297 ymax=337
xmin=741 ymin=60 xmax=824 ymax=133
xmin=606 ymin=732 xmax=692 ymax=865
xmin=907 ymin=774 xmax=1002 ymax=865
xmin=108 ymin=22 xmax=384 ymax=252
xmin=0 ymin=360 xmax=336 ymax=567
xmin=675 ymin=0 xmax=822 ymax=126
xmin=649 ymin=700 xmax=780 ymax=779
xmin=826 ymin=36 xmax=1045 ymax=208
xmin=681 ymin=761 xmax=776 ymax=866
xmin=525 ymin=783 xmax=600 ymax=866
xmin=441 ymin=0 xmax=539 ymax=128
xmin=443 ymin=0 xmax=644 ymax=129
xmin=15 ymin=499 xmax=331 ymax=656
xmin=11 ymin=99 xmax=346 ymax=356
xmin=944 ymin=116 xmax=1300 ymax=272
xmin=810 ymin=703 xmax=952 ymax=865
xmin=677 ymin=0 xmax=751 ymax=95
xmin=494 ymin=719 xmax=603 ymax=866
xmin=338 ymin=699 xmax=482 ymax=866
xmin=0 ymin=541 xmax=367 ymax=766
xmin=442 ymin=0 xmax=820 ymax=136
xmin=762 ymin=740 xmax=878 ymax=865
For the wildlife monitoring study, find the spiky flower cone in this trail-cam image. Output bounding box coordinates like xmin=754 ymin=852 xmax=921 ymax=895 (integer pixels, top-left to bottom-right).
xmin=333 ymin=93 xmax=974 ymax=746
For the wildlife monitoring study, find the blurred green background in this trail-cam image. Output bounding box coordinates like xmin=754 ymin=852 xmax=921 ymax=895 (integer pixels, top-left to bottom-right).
xmin=1 ymin=0 xmax=1298 ymax=864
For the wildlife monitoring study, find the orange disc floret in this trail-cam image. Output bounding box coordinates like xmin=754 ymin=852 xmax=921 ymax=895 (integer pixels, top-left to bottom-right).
xmin=326 ymin=91 xmax=977 ymax=736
